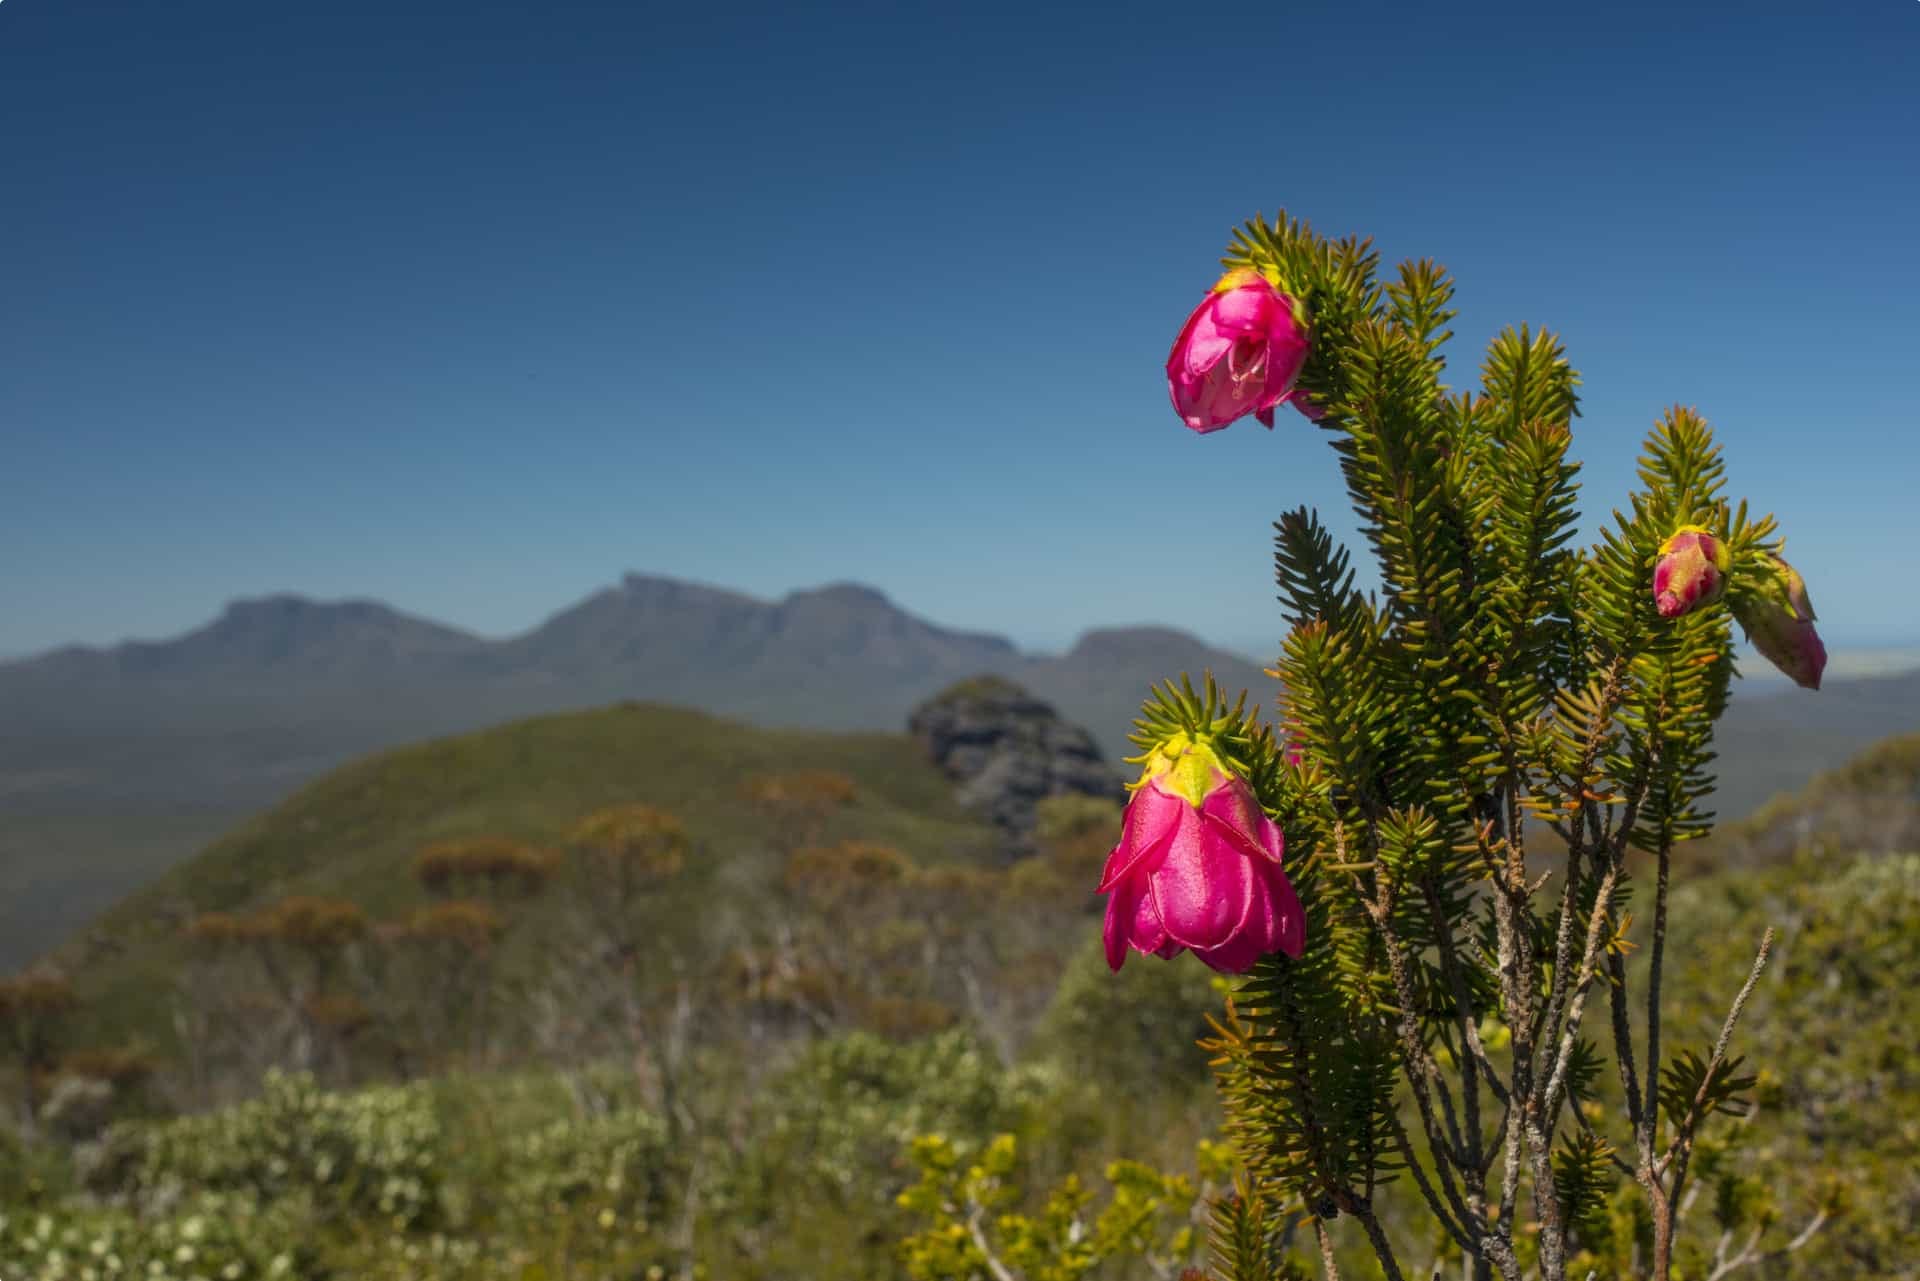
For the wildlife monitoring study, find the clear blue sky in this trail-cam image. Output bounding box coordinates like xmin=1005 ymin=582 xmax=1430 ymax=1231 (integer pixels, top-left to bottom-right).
xmin=3 ymin=0 xmax=1914 ymax=662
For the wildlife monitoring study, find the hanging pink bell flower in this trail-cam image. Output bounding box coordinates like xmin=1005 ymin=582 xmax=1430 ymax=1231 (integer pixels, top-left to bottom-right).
xmin=1734 ymin=554 xmax=1827 ymax=690
xmin=1653 ymin=525 xmax=1731 ymax=619
xmin=1098 ymin=734 xmax=1305 ymax=974
xmin=1166 ymin=269 xmax=1312 ymax=433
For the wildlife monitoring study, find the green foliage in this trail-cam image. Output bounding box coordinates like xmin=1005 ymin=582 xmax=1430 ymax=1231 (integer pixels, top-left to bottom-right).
xmin=1206 ymin=1179 xmax=1313 ymax=1281
xmin=1 ymin=840 xmax=1912 ymax=1280
xmin=1551 ymin=1130 xmax=1617 ymax=1237
xmin=1656 ymin=1049 xmax=1756 ymax=1129
xmin=737 ymin=1029 xmax=1045 ymax=1193
xmin=1031 ymin=794 xmax=1122 ymax=846
xmin=1169 ymin=209 xmax=1825 ymax=1278
xmin=0 ymin=1193 xmax=323 ymax=1281
xmin=91 ymin=1070 xmax=445 ymax=1230
xmin=896 ymin=1133 xmax=1208 ymax=1281
xmin=1035 ymin=933 xmax=1219 ymax=1094
xmin=1656 ymin=852 xmax=1920 ymax=1279
xmin=502 ymin=1107 xmax=670 ymax=1227
xmin=63 ymin=703 xmax=1000 ymax=1056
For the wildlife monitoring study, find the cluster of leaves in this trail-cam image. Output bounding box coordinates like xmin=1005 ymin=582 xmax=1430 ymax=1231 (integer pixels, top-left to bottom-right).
xmin=895 ymin=1132 xmax=1215 ymax=1281
xmin=501 ymin=1107 xmax=670 ymax=1230
xmin=0 ymin=1193 xmax=322 ymax=1281
xmin=89 ymin=1070 xmax=446 ymax=1230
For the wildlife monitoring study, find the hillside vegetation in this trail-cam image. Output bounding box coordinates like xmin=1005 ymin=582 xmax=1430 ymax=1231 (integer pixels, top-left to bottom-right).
xmin=54 ymin=702 xmax=1000 ymax=1052
xmin=3 ymin=716 xmax=1918 ymax=1278
xmin=1700 ymin=729 xmax=1920 ymax=870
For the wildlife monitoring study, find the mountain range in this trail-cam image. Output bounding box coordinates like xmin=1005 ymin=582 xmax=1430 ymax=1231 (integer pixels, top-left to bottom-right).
xmin=0 ymin=574 xmax=1271 ymax=967
xmin=2 ymin=571 xmax=1917 ymax=970
xmin=0 ymin=574 xmax=1269 ymax=764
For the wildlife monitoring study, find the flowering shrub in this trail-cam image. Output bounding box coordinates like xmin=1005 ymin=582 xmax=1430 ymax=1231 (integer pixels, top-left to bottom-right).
xmin=1109 ymin=211 xmax=1832 ymax=1281
xmin=0 ymin=1193 xmax=321 ymax=1281
xmin=503 ymin=1106 xmax=670 ymax=1227
xmin=92 ymin=1070 xmax=443 ymax=1230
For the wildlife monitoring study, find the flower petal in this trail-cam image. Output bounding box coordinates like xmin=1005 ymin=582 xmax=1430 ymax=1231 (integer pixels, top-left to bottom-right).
xmin=1252 ymin=858 xmax=1307 ymax=960
xmin=1193 ymin=932 xmax=1263 ymax=974
xmin=1199 ymin=781 xmax=1283 ymax=864
xmin=1207 ymin=282 xmax=1279 ymax=335
xmin=1180 ymin=303 xmax=1235 ymax=377
xmin=1097 ymin=786 xmax=1183 ymax=893
xmin=1103 ymin=871 xmax=1172 ymax=970
xmin=1102 ymin=878 xmax=1136 ymax=971
xmin=1149 ymin=805 xmax=1255 ymax=951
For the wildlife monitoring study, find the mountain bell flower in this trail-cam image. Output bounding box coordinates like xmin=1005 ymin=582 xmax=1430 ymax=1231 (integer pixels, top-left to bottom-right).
xmin=1166 ymin=269 xmax=1312 ymax=434
xmin=1653 ymin=525 xmax=1730 ymax=619
xmin=1734 ymin=554 xmax=1827 ymax=690
xmin=1098 ymin=733 xmax=1305 ymax=974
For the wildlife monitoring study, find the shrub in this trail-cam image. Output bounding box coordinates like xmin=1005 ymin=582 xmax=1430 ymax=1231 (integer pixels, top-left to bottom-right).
xmin=0 ymin=1192 xmax=323 ymax=1281
xmin=502 ymin=1107 xmax=671 ymax=1227
xmin=92 ymin=1071 xmax=443 ymax=1230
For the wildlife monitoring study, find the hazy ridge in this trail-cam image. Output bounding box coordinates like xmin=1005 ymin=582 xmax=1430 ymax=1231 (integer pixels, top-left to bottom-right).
xmin=2 ymin=571 xmax=1916 ymax=969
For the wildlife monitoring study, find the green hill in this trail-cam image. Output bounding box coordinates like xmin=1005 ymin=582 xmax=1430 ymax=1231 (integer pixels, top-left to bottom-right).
xmin=1700 ymin=729 xmax=1920 ymax=870
xmin=53 ymin=701 xmax=1002 ymax=1049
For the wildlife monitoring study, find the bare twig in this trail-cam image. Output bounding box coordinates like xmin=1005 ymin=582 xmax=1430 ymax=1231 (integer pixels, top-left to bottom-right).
xmin=1666 ymin=930 xmax=1775 ymax=1185
xmin=1642 ymin=844 xmax=1673 ymax=1157
xmin=1703 ymin=1207 xmax=1828 ymax=1280
xmin=1390 ymin=1112 xmax=1476 ymax=1252
xmin=965 ymin=1204 xmax=1020 ymax=1281
xmin=1314 ymin=1218 xmax=1343 ymax=1281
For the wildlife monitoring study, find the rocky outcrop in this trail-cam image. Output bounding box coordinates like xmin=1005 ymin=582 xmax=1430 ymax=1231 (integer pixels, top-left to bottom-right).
xmin=908 ymin=676 xmax=1123 ymax=854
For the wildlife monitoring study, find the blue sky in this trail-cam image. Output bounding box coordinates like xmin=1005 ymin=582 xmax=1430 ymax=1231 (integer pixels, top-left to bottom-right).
xmin=3 ymin=0 xmax=1915 ymax=662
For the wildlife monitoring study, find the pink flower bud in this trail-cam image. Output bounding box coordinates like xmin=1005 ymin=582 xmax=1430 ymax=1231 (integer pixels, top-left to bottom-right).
xmin=1653 ymin=526 xmax=1730 ymax=619
xmin=1097 ymin=734 xmax=1305 ymax=974
xmin=1166 ymin=269 xmax=1312 ymax=434
xmin=1733 ymin=554 xmax=1827 ymax=690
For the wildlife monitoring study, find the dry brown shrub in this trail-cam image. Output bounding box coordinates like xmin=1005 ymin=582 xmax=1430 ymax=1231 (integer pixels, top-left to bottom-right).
xmin=414 ymin=837 xmax=557 ymax=898
xmin=259 ymin=896 xmax=368 ymax=950
xmin=303 ymin=993 xmax=374 ymax=1036
xmin=857 ymin=994 xmax=959 ymax=1040
xmin=786 ymin=840 xmax=913 ymax=901
xmin=567 ymin=804 xmax=689 ymax=882
xmin=183 ymin=911 xmax=266 ymax=947
xmin=58 ymin=1045 xmax=157 ymax=1089
xmin=0 ymin=969 xmax=77 ymax=1019
xmin=401 ymin=899 xmax=508 ymax=951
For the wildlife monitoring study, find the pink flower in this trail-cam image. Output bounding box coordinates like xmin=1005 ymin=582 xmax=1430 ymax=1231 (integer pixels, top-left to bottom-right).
xmin=1735 ymin=554 xmax=1826 ymax=690
xmin=1166 ymin=269 xmax=1312 ymax=434
xmin=1098 ymin=736 xmax=1305 ymax=974
xmin=1653 ymin=526 xmax=1730 ymax=619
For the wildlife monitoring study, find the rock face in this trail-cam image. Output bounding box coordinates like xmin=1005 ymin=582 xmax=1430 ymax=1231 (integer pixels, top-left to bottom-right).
xmin=908 ymin=676 xmax=1123 ymax=854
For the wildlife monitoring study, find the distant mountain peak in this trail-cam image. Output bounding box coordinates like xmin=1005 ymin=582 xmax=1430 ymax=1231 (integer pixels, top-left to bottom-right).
xmin=1065 ymin=624 xmax=1258 ymax=666
xmin=786 ymin=581 xmax=895 ymax=607
xmin=215 ymin=594 xmax=405 ymax=624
